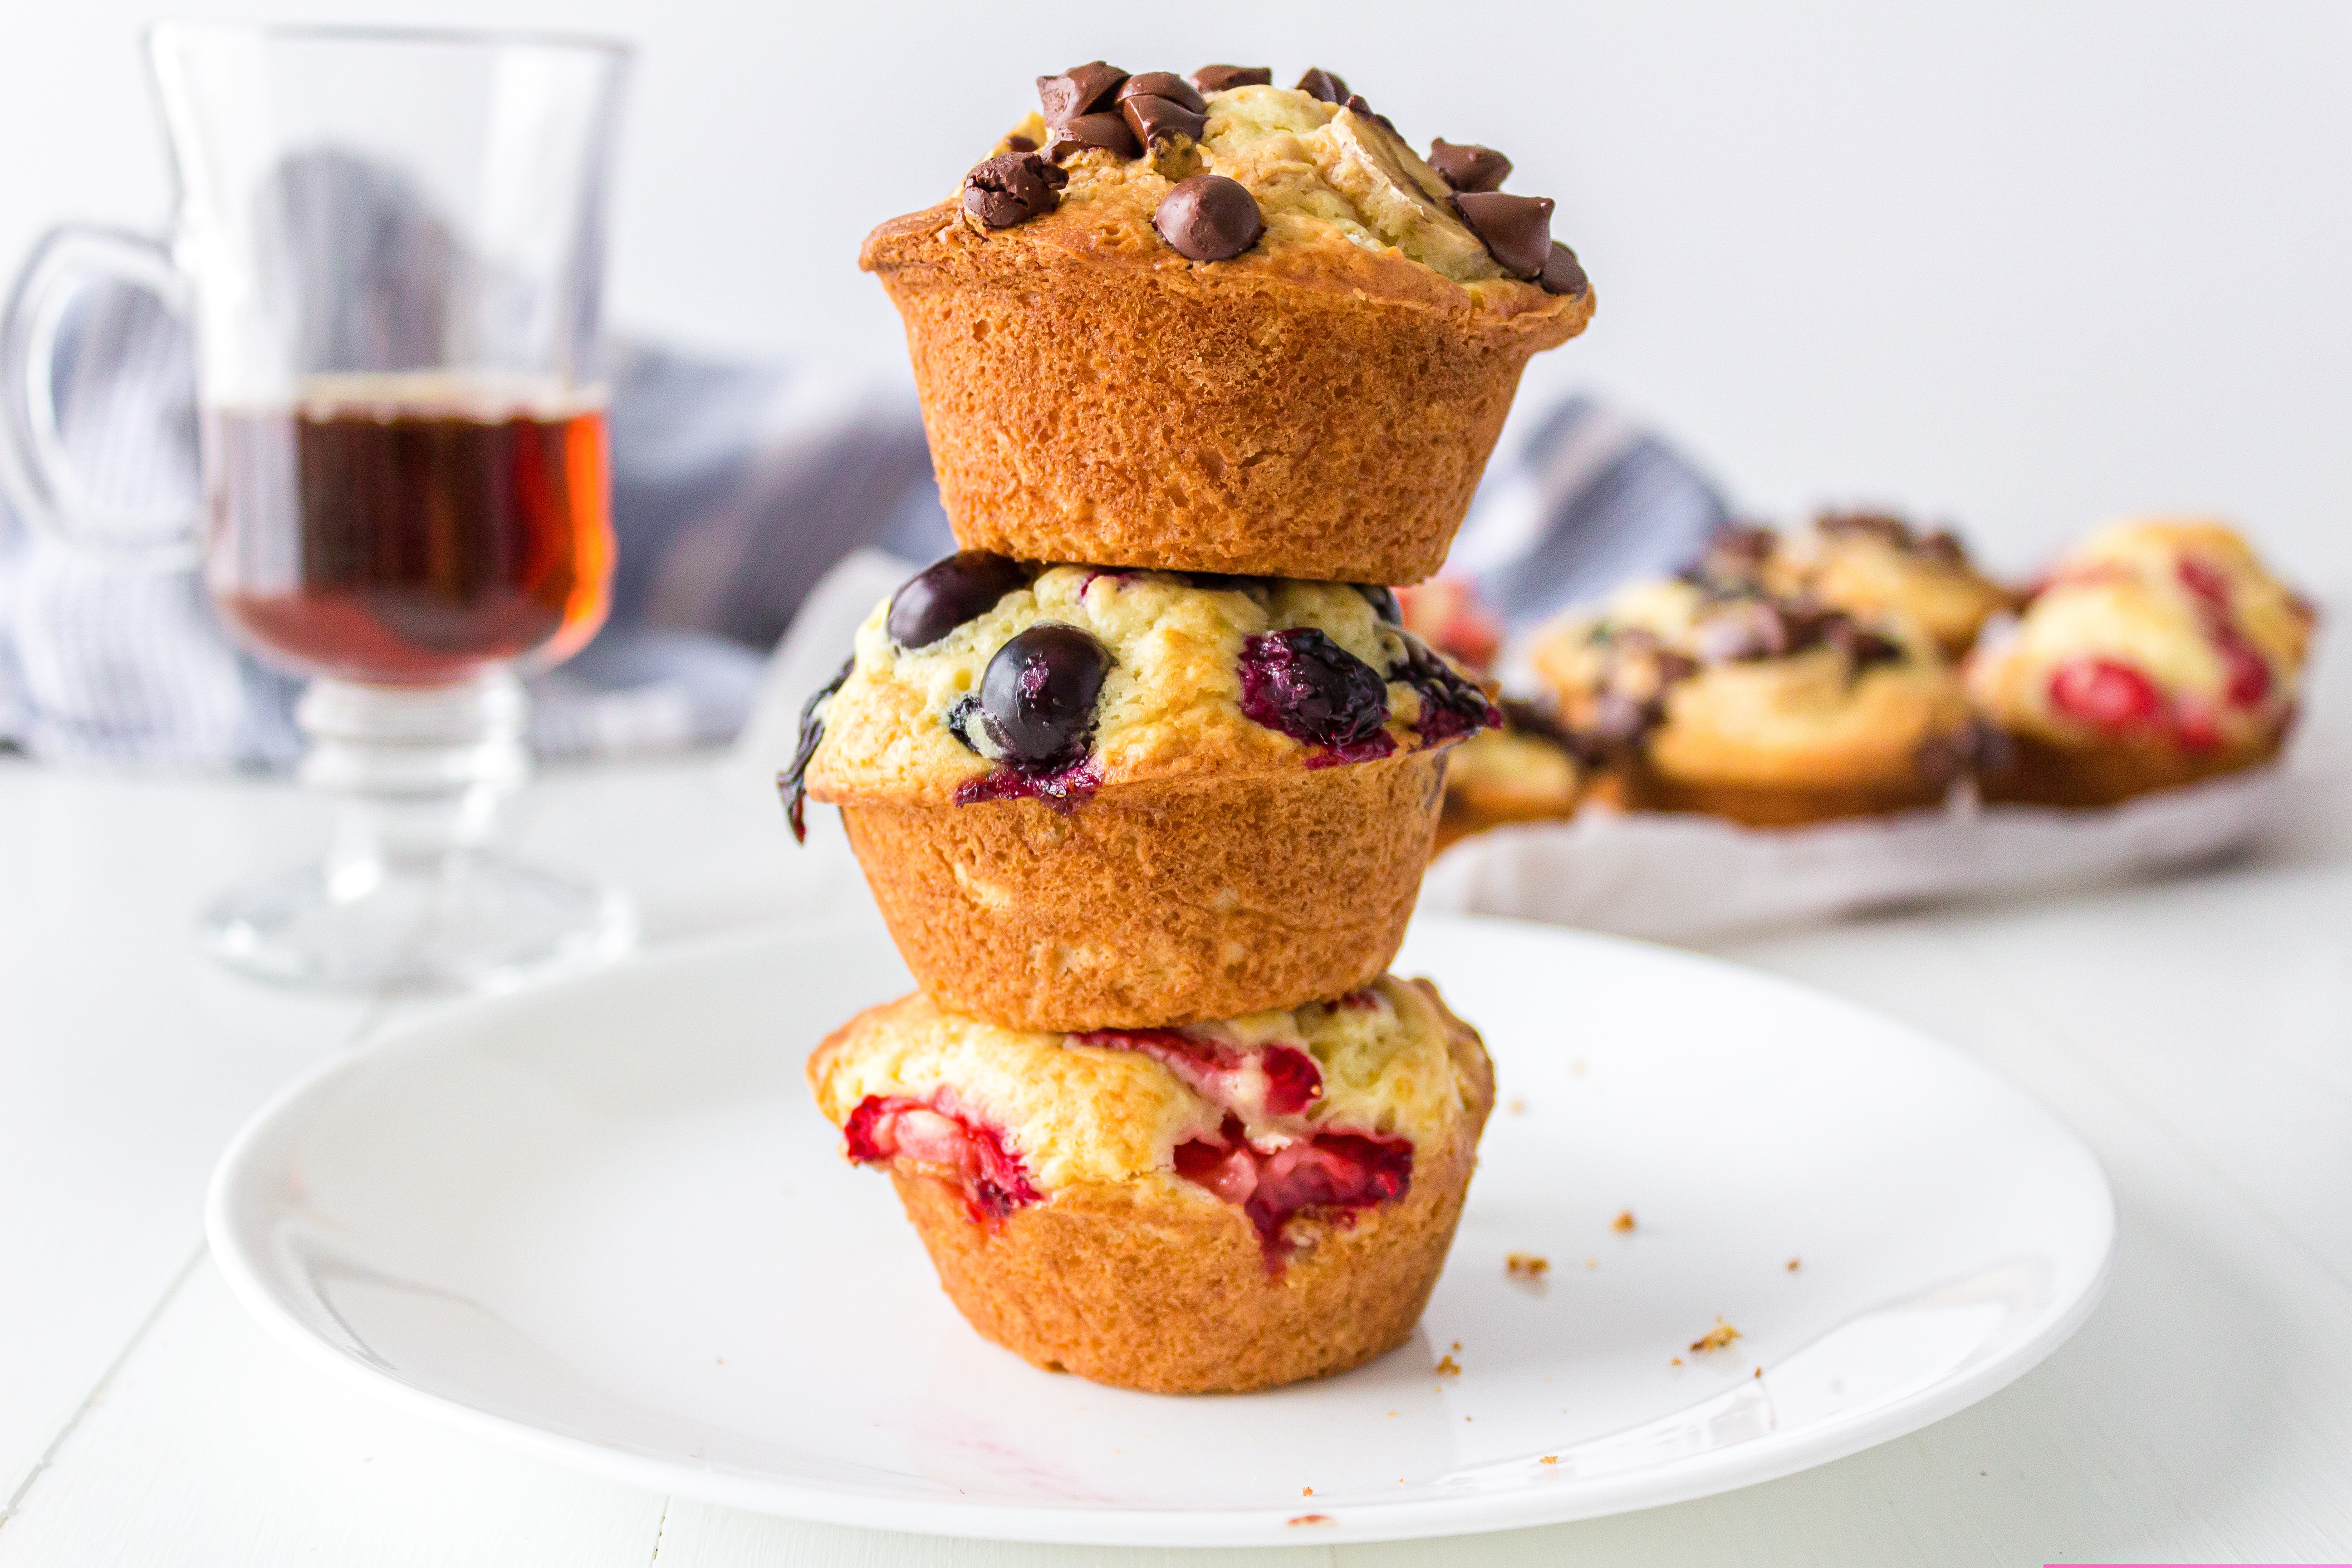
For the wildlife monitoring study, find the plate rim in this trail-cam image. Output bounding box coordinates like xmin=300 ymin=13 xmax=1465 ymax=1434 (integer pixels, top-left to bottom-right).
xmin=206 ymin=914 xmax=2117 ymax=1546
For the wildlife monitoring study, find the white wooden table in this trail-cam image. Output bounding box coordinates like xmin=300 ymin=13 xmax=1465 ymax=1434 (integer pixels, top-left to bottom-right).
xmin=4 ymin=722 xmax=2351 ymax=1565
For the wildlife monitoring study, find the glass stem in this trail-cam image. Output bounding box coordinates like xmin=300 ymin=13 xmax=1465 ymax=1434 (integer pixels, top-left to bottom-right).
xmin=298 ymin=672 xmax=530 ymax=894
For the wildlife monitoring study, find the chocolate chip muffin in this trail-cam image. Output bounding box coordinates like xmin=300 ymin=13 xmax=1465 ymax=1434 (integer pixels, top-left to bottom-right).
xmin=1435 ymin=700 xmax=1591 ymax=850
xmin=786 ymin=555 xmax=1496 ymax=1030
xmin=807 ymin=974 xmax=1494 ymax=1394
xmin=1532 ymin=575 xmax=1976 ymax=826
xmin=1968 ymin=518 xmax=2313 ymax=806
xmin=1696 ymin=514 xmax=2014 ymax=660
xmin=862 ymin=64 xmax=1594 ymax=585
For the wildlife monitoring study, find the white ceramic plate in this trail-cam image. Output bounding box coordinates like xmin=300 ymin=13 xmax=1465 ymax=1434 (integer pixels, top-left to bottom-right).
xmin=208 ymin=916 xmax=2114 ymax=1547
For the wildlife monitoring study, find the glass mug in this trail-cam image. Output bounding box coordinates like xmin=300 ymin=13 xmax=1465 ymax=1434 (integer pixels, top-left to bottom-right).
xmin=0 ymin=23 xmax=635 ymax=990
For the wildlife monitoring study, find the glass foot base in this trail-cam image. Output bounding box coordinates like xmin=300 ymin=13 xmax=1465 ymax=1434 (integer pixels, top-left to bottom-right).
xmin=202 ymin=851 xmax=636 ymax=993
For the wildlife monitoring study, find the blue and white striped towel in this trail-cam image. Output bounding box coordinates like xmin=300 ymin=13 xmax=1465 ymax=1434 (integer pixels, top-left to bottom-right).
xmin=0 ymin=277 xmax=1724 ymax=771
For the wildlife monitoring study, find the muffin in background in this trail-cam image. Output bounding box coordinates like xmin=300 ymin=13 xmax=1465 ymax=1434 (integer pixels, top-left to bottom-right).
xmin=1394 ymin=579 xmax=1591 ymax=847
xmin=1968 ymin=518 xmax=2313 ymax=806
xmin=1694 ymin=514 xmax=2014 ymax=659
xmin=1533 ymin=575 xmax=1975 ymax=827
xmin=808 ymin=975 xmax=1494 ymax=1394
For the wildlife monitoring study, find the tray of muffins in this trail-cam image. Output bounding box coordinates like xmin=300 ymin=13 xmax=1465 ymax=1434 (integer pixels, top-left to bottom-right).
xmin=1415 ymin=509 xmax=2315 ymax=940
xmin=778 ymin=59 xmax=1592 ymax=1391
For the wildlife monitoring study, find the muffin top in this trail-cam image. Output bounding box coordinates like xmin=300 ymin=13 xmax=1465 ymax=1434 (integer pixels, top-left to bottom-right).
xmin=1966 ymin=518 xmax=2313 ymax=752
xmin=863 ymin=64 xmax=1591 ymax=329
xmin=806 ymin=974 xmax=1490 ymax=1196
xmin=797 ymin=557 xmax=1495 ymax=813
xmin=1698 ymin=514 xmax=2013 ymax=657
xmin=1531 ymin=575 xmax=1970 ymax=785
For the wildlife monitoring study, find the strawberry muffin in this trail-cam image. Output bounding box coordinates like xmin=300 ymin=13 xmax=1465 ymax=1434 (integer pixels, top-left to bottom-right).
xmin=808 ymin=973 xmax=1494 ymax=1393
xmin=1532 ymin=574 xmax=1975 ymax=826
xmin=1969 ymin=518 xmax=2313 ymax=806
xmin=785 ymin=554 xmax=1495 ymax=1030
xmin=862 ymin=64 xmax=1592 ymax=583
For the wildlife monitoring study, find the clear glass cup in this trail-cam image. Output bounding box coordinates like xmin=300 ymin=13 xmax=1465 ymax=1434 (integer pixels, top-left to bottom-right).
xmin=0 ymin=23 xmax=637 ymax=990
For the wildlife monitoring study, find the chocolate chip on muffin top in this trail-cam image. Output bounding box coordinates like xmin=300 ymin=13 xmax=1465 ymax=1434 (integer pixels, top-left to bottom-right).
xmin=954 ymin=61 xmax=1585 ymax=296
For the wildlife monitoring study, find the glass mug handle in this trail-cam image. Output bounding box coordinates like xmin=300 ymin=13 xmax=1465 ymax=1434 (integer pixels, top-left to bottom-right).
xmin=0 ymin=222 xmax=200 ymax=567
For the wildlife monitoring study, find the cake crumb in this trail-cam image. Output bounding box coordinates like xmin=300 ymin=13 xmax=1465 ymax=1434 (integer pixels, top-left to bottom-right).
xmin=1585 ymin=1257 xmax=1598 ymax=1269
xmin=1787 ymin=1257 xmax=1802 ymax=1272
xmin=1754 ymin=1367 xmax=1764 ymax=1379
xmin=1288 ymin=1514 xmax=1332 ymax=1526
xmin=1451 ymin=1340 xmax=1462 ymax=1352
xmin=1539 ymin=1455 xmax=1559 ymax=1465
xmin=1507 ymin=1096 xmax=1528 ymax=1114
xmin=1506 ymin=1252 xmax=1551 ymax=1281
xmin=1670 ymin=1356 xmax=1684 ymax=1367
xmin=1302 ymin=1486 xmax=1314 ymax=1497
xmin=1434 ymin=1354 xmax=1461 ymax=1377
xmin=1612 ymin=1209 xmax=1637 ymax=1233
xmin=1690 ymin=1318 xmax=1743 ymax=1354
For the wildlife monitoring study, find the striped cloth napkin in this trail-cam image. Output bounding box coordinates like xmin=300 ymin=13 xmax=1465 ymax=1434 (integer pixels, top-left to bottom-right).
xmin=0 ymin=275 xmax=1724 ymax=770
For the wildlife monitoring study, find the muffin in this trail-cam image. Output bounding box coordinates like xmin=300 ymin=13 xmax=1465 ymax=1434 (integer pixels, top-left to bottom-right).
xmin=1532 ymin=575 xmax=1975 ymax=826
xmin=807 ymin=974 xmax=1495 ymax=1393
xmin=1695 ymin=513 xmax=2013 ymax=659
xmin=1435 ymin=700 xmax=1589 ymax=850
xmin=1969 ymin=518 xmax=2313 ymax=806
xmin=862 ymin=65 xmax=1594 ymax=584
xmin=786 ymin=555 xmax=1497 ymax=1030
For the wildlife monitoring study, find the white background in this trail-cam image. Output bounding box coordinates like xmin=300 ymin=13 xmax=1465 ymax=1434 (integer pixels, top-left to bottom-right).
xmin=4 ymin=0 xmax=2348 ymax=584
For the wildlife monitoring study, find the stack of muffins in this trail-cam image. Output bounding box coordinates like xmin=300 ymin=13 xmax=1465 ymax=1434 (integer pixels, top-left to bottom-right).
xmin=781 ymin=63 xmax=1592 ymax=1393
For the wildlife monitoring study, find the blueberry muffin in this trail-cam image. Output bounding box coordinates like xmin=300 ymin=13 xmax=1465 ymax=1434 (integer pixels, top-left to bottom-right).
xmin=808 ymin=974 xmax=1494 ymax=1393
xmin=1969 ymin=518 xmax=2313 ymax=806
xmin=1532 ymin=575 xmax=1976 ymax=826
xmin=1697 ymin=514 xmax=2014 ymax=659
xmin=786 ymin=555 xmax=1496 ymax=1030
xmin=862 ymin=64 xmax=1593 ymax=584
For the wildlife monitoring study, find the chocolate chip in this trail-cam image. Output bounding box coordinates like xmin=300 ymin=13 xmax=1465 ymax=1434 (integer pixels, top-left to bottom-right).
xmin=1154 ymin=174 xmax=1263 ymax=261
xmin=1191 ymin=64 xmax=1272 ymax=93
xmin=1427 ymin=138 xmax=1511 ymax=193
xmin=1004 ymin=133 xmax=1036 ymax=153
xmin=1117 ymin=71 xmax=1206 ymax=114
xmin=1694 ymin=603 xmax=1789 ymax=663
xmin=1539 ymin=240 xmax=1588 ymax=297
xmin=1453 ymin=191 xmax=1553 ymax=278
xmin=1295 ymin=67 xmax=1350 ymax=103
xmin=1818 ymin=510 xmax=1914 ymax=548
xmin=1586 ymin=691 xmax=1657 ymax=748
xmin=1037 ymin=62 xmax=1129 ymax=127
xmin=963 ymin=151 xmax=1067 ymax=228
xmin=1917 ymin=528 xmax=1969 ymax=567
xmin=1047 ymin=111 xmax=1141 ymax=162
xmin=1122 ymin=93 xmax=1207 ymax=149
xmin=1343 ymin=93 xmax=1397 ymax=134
